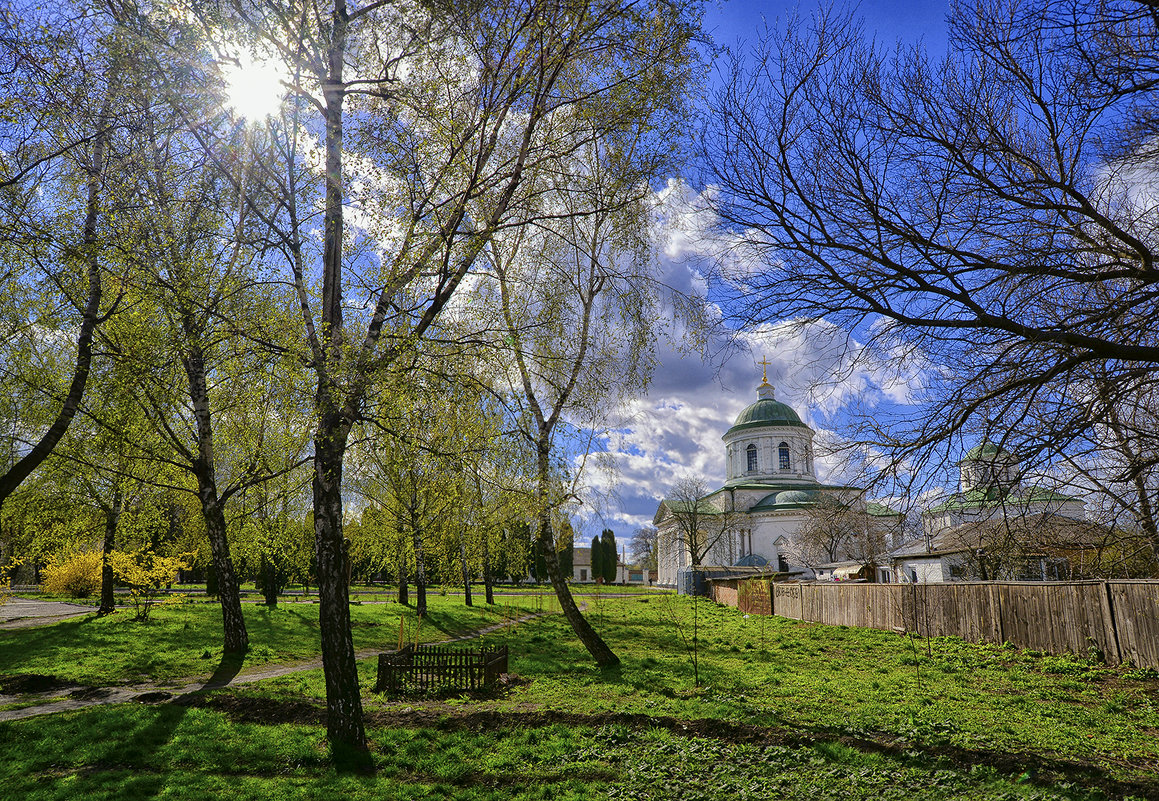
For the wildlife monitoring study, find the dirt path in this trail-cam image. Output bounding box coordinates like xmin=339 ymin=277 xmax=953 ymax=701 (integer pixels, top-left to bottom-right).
xmin=0 ymin=597 xmax=94 ymax=630
xmin=0 ymin=610 xmax=547 ymax=722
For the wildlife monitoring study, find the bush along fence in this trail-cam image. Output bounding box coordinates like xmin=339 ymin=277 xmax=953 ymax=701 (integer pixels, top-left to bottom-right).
xmin=374 ymin=644 xmax=509 ymax=695
xmin=715 ymin=578 xmax=1159 ymax=669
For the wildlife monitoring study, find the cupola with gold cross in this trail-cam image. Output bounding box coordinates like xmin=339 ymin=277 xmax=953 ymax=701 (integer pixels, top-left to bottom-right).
xmin=722 ymin=359 xmax=817 ymax=487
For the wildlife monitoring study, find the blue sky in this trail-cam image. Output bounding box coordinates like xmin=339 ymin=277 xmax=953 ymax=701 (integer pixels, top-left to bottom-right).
xmin=704 ymin=0 xmax=949 ymax=58
xmin=574 ymin=1 xmax=954 ymax=541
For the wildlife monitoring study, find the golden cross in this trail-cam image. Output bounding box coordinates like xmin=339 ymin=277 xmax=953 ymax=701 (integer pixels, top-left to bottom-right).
xmin=758 ymin=356 xmax=771 ymax=384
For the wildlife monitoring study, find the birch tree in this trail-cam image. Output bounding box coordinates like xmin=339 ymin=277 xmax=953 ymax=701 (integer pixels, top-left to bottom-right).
xmin=199 ymin=0 xmax=707 ymax=757
xmin=0 ymin=6 xmax=130 ymax=508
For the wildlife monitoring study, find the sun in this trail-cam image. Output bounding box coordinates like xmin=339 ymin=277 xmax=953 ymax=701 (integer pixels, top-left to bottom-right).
xmin=221 ymin=52 xmax=289 ymax=120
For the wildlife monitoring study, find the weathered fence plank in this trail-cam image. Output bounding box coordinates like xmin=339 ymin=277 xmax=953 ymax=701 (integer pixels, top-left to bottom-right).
xmin=709 ymin=578 xmax=1159 ymax=669
xmin=1110 ymin=581 xmax=1159 ymax=668
xmin=773 ymin=582 xmax=802 ymax=620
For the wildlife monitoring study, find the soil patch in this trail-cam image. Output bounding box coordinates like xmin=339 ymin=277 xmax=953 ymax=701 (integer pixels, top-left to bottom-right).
xmin=134 ymin=691 xmax=174 ymax=704
xmin=0 ymin=674 xmax=74 ymax=695
xmin=174 ymin=692 xmax=325 ymax=725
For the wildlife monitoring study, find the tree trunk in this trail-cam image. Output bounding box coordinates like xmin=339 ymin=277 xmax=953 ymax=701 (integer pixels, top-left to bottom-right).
xmin=313 ymin=417 xmax=368 ymax=758
xmin=98 ymin=486 xmax=122 ymax=616
xmin=412 ymin=521 xmax=427 ymax=617
xmin=204 ymin=499 xmax=249 ymax=654
xmin=184 ymin=342 xmax=248 ymax=656
xmin=262 ymin=554 xmax=278 ymax=608
xmin=0 ymin=71 xmax=117 ymax=510
xmin=482 ymin=536 xmax=494 ymax=605
xmin=460 ymin=538 xmax=472 ymax=607
xmin=397 ymin=545 xmax=408 ymax=605
xmin=535 ymin=443 xmax=618 ymax=666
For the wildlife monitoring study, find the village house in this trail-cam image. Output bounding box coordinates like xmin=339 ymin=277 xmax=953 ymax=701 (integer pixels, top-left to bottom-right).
xmin=569 ymin=546 xmax=653 ymax=584
xmin=888 ymin=442 xmax=1094 ymax=583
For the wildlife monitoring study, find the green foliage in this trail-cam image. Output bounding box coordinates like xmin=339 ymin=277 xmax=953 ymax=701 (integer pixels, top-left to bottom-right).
xmin=40 ymin=550 xmax=103 ymax=598
xmin=590 ymin=536 xmax=604 ymax=583
xmin=106 ymin=550 xmax=190 ymax=621
xmin=0 ymin=557 xmax=23 ymax=604
xmin=533 ymin=540 xmax=547 ymax=584
xmin=600 ymin=528 xmax=618 ymax=583
xmin=557 ymin=518 xmax=574 ymax=578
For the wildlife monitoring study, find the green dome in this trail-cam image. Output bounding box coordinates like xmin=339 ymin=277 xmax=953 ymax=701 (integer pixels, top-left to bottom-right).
xmin=962 ymin=440 xmax=1012 ymax=462
xmin=725 ymin=398 xmax=809 ymax=437
xmin=750 ymin=488 xmax=820 ymax=511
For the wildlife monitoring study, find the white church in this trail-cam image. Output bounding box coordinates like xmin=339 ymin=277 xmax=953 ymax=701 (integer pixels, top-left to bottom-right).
xmin=654 ymin=373 xmax=1096 ymax=587
xmin=653 ymin=372 xmax=887 ymax=585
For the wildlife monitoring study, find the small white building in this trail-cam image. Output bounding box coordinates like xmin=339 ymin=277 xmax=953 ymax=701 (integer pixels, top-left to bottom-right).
xmin=570 ymin=546 xmax=652 ymax=584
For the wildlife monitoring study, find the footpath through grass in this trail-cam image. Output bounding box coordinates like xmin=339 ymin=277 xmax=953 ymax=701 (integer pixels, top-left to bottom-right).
xmin=1 ymin=593 xmax=1156 ymax=800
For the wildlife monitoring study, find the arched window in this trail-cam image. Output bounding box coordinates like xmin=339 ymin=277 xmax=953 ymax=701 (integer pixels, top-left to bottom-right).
xmin=746 ymin=443 xmax=758 ymax=473
xmin=779 ymin=442 xmax=791 ymax=471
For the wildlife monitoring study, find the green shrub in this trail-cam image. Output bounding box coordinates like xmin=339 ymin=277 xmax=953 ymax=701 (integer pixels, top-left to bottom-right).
xmin=41 ymin=551 xmax=103 ymax=598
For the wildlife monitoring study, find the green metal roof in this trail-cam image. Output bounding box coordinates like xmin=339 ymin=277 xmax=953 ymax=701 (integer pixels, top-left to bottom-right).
xmin=724 ymin=397 xmax=809 ymax=437
xmin=657 ymin=499 xmax=728 ymax=517
xmin=867 ymin=501 xmax=903 ymax=518
xmin=961 ymin=440 xmax=1012 ymax=463
xmin=927 ymin=486 xmax=1080 ymax=514
xmin=750 ymin=488 xmax=822 ymax=512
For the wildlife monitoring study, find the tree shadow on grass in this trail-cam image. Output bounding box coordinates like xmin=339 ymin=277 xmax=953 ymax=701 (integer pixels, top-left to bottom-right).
xmin=416 ymin=612 xmax=459 ymax=640
xmin=113 ymin=652 xmax=249 ymax=799
xmin=197 ymin=652 xmax=246 ymax=692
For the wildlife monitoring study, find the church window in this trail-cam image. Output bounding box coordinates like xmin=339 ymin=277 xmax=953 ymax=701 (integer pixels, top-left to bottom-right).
xmin=779 ymin=442 xmax=791 ymax=471
xmin=746 ymin=444 xmax=757 ymax=473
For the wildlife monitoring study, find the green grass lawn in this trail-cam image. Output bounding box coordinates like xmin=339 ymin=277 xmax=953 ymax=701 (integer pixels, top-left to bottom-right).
xmin=0 ymin=594 xmax=540 ymax=686
xmin=1 ymin=593 xmax=1156 ymax=799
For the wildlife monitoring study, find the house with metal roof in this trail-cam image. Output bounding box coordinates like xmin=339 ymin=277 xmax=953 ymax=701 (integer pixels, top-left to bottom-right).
xmin=890 ymin=442 xmax=1091 ymax=582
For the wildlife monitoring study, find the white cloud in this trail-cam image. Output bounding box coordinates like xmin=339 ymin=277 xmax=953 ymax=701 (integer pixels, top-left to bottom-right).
xmin=566 ymin=179 xmax=933 ymax=537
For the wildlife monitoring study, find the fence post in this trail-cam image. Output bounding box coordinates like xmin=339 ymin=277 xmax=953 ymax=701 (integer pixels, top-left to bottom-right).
xmin=990 ymin=583 xmax=1004 ymax=646
xmin=909 ymin=582 xmax=918 ymax=636
xmin=1101 ymin=581 xmax=1123 ymax=665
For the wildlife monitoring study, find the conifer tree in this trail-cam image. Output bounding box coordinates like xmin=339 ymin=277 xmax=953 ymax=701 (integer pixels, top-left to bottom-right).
xmin=601 ymin=529 xmax=618 ymax=584
xmin=590 ymin=536 xmax=604 ymax=584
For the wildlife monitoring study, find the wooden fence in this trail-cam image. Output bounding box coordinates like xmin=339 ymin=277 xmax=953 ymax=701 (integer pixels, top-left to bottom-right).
xmin=375 ymin=644 xmax=509 ymax=695
xmin=712 ymin=579 xmax=1159 ymax=668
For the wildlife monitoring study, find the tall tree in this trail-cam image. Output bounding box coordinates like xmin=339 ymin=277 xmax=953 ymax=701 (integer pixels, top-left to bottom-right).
xmin=0 ymin=7 xmax=128 ymax=509
xmin=590 ymin=535 xmax=603 ymax=584
xmin=600 ymin=528 xmax=617 ymax=584
xmin=556 ymin=518 xmax=574 ymax=580
xmin=205 ymin=0 xmax=707 ymax=752
xmin=702 ymin=1 xmax=1159 ymax=534
xmin=631 ymin=525 xmax=658 ymax=573
xmin=657 ymin=477 xmax=740 ymax=571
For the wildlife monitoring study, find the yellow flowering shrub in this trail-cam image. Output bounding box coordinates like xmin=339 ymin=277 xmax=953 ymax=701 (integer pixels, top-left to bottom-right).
xmin=106 ymin=550 xmax=189 ymax=620
xmin=41 ymin=551 xmax=104 ymax=598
